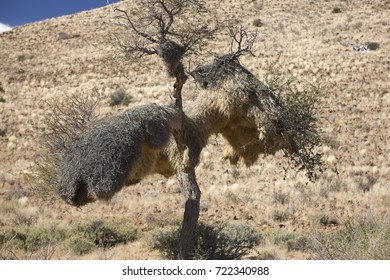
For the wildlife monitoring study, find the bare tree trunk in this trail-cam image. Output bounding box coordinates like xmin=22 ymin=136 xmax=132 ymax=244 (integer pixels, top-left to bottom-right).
xmin=177 ymin=169 xmax=201 ymax=260
xmin=169 ymin=60 xmax=200 ymax=260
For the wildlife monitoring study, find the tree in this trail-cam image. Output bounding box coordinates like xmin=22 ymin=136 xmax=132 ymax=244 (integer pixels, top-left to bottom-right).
xmin=112 ymin=0 xmax=219 ymax=259
xmin=55 ymin=0 xmax=325 ymax=259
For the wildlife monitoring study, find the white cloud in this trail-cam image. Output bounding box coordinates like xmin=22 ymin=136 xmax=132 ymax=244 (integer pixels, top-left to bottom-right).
xmin=0 ymin=23 xmax=13 ymax=33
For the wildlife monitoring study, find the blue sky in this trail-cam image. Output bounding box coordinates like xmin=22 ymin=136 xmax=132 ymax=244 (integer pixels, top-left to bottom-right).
xmin=0 ymin=0 xmax=120 ymax=31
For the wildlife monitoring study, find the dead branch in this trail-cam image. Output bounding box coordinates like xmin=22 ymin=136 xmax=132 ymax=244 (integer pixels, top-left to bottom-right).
xmin=228 ymin=27 xmax=257 ymax=60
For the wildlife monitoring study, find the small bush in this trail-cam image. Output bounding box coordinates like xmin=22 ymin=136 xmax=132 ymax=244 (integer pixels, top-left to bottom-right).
xmin=332 ymin=7 xmax=342 ymax=13
xmin=66 ymin=218 xmax=138 ymax=255
xmin=6 ymin=185 xmax=28 ymax=200
xmin=2 ymin=225 xmax=65 ymax=253
xmin=272 ymin=209 xmax=290 ymax=222
xmin=28 ymin=91 xmax=101 ymax=197
xmin=0 ymin=126 xmax=6 ymax=137
xmin=286 ymin=235 xmax=310 ymax=252
xmin=12 ymin=212 xmax=36 ymax=226
xmin=17 ymin=54 xmax=28 ymax=62
xmin=272 ymin=189 xmax=290 ymax=205
xmin=109 ymin=88 xmax=133 ymax=106
xmin=319 ymin=215 xmax=339 ymax=227
xmin=0 ymin=96 xmax=5 ymax=103
xmin=150 ymin=221 xmax=261 ymax=260
xmin=149 ymin=224 xmax=180 ymax=260
xmin=252 ymin=19 xmax=263 ymax=27
xmin=64 ymin=235 xmax=96 ymax=255
xmin=267 ymin=229 xmax=310 ymax=252
xmin=366 ymin=42 xmax=380 ymax=51
xmin=357 ymin=175 xmax=377 ymax=193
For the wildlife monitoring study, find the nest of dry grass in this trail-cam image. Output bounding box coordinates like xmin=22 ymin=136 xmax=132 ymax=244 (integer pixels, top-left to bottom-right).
xmin=58 ymin=104 xmax=180 ymax=206
xmin=191 ymin=55 xmax=325 ymax=181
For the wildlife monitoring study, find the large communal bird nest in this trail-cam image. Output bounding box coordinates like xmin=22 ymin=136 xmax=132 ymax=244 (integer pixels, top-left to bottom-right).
xmin=190 ymin=54 xmax=324 ymax=181
xmin=58 ymin=104 xmax=181 ymax=206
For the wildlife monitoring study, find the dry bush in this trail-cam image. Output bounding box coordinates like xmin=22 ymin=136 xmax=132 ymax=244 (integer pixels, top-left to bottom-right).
xmin=356 ymin=175 xmax=378 ymax=193
xmin=64 ymin=218 xmax=138 ymax=255
xmin=28 ymin=91 xmax=101 ymax=198
xmin=366 ymin=42 xmax=380 ymax=51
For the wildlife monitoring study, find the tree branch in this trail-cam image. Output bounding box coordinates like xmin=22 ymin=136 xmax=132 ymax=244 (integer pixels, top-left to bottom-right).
xmin=228 ymin=27 xmax=257 ymax=60
xmin=114 ymin=7 xmax=159 ymax=44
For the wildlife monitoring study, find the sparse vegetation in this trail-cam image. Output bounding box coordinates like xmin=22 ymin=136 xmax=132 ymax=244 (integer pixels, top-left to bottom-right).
xmin=272 ymin=209 xmax=290 ymax=222
xmin=0 ymin=126 xmax=6 ymax=137
xmin=0 ymin=225 xmax=65 ymax=259
xmin=332 ymin=7 xmax=342 ymax=13
xmin=255 ymin=250 xmax=279 ymax=260
xmin=366 ymin=42 xmax=380 ymax=51
xmin=272 ymin=189 xmax=290 ymax=205
xmin=0 ymin=218 xmax=139 ymax=259
xmin=252 ymin=19 xmax=263 ymax=27
xmin=108 ymin=88 xmax=133 ymax=106
xmin=273 ymin=231 xmax=310 ymax=252
xmin=150 ymin=221 xmax=261 ymax=260
xmin=28 ymin=91 xmax=101 ymax=198
xmin=319 ymin=215 xmax=340 ymax=227
xmin=309 ymin=216 xmax=390 ymax=259
xmin=357 ymin=175 xmax=378 ymax=193
xmin=68 ymin=218 xmax=138 ymax=250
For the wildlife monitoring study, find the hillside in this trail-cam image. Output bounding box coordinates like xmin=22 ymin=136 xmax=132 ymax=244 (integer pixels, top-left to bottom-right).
xmin=0 ymin=0 xmax=389 ymax=259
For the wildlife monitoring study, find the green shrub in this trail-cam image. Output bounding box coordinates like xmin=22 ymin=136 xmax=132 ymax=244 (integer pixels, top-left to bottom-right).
xmin=2 ymin=225 xmax=65 ymax=253
xmin=65 ymin=218 xmax=138 ymax=255
xmin=0 ymin=125 xmax=6 ymax=136
xmin=24 ymin=227 xmax=52 ymax=252
xmin=366 ymin=42 xmax=380 ymax=51
xmin=319 ymin=215 xmax=339 ymax=226
xmin=109 ymin=88 xmax=133 ymax=106
xmin=263 ymin=229 xmax=310 ymax=254
xmin=149 ymin=224 xmax=180 ymax=259
xmin=64 ymin=235 xmax=96 ymax=255
xmin=150 ymin=221 xmax=261 ymax=260
xmin=332 ymin=7 xmax=342 ymax=13
xmin=272 ymin=209 xmax=290 ymax=222
xmin=252 ymin=19 xmax=263 ymax=27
